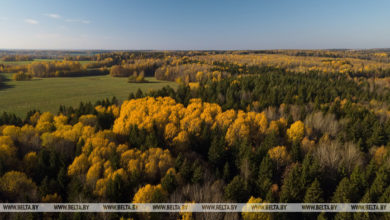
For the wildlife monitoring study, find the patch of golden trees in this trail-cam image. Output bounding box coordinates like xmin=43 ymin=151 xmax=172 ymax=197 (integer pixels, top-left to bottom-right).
xmin=12 ymin=71 xmax=32 ymax=81
xmin=113 ymin=97 xmax=289 ymax=149
xmin=155 ymin=63 xmax=216 ymax=83
xmin=95 ymin=104 xmax=120 ymax=118
xmin=26 ymin=60 xmax=83 ymax=77
xmin=0 ymin=96 xmax=317 ymax=204
xmin=194 ymin=53 xmax=390 ymax=74
xmin=2 ymin=109 xmax=170 ymax=200
xmin=1 ymin=55 xmax=33 ymax=61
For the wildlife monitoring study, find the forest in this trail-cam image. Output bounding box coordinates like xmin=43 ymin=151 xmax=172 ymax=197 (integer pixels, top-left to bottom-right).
xmin=1 ymin=49 xmax=390 ymax=219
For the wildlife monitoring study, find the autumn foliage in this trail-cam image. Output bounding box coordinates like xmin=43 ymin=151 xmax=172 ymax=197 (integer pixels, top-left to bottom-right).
xmin=2 ymin=50 xmax=390 ymax=219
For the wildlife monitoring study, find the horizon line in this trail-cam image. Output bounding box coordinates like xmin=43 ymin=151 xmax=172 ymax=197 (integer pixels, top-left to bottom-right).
xmin=1 ymin=48 xmax=390 ymax=52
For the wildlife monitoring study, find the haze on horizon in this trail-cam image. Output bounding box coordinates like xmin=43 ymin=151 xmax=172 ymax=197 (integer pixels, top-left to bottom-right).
xmin=1 ymin=0 xmax=389 ymax=50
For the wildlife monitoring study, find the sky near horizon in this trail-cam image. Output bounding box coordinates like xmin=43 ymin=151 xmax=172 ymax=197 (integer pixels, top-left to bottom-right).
xmin=0 ymin=0 xmax=389 ymax=50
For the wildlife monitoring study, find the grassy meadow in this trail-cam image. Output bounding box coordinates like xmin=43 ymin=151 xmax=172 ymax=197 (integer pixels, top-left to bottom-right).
xmin=0 ymin=73 xmax=177 ymax=117
xmin=0 ymin=59 xmax=96 ymax=66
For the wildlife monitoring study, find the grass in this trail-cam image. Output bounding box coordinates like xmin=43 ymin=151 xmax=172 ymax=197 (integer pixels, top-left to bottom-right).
xmin=0 ymin=59 xmax=96 ymax=66
xmin=0 ymin=73 xmax=177 ymax=117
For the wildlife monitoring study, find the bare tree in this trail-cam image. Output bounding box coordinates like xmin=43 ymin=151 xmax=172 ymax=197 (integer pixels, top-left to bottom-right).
xmin=314 ymin=139 xmax=363 ymax=174
xmin=304 ymin=112 xmax=339 ymax=137
xmin=169 ymin=179 xmax=227 ymax=220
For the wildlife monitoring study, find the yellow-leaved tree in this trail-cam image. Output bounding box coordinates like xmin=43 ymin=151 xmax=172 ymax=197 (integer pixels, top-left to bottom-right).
xmin=23 ymin=152 xmax=38 ymax=174
xmin=0 ymin=171 xmax=38 ymax=201
xmin=120 ymin=147 xmax=174 ymax=181
xmin=0 ymin=136 xmax=17 ymax=166
xmin=286 ymin=120 xmax=305 ymax=142
xmin=35 ymin=112 xmax=54 ymax=133
xmin=268 ymin=146 xmax=290 ymax=167
xmin=68 ymin=154 xmax=89 ymax=176
xmin=242 ymin=196 xmax=272 ymax=220
xmin=132 ymin=184 xmax=167 ymax=203
xmin=1 ymin=125 xmax=21 ymax=141
xmin=373 ymin=146 xmax=388 ymax=165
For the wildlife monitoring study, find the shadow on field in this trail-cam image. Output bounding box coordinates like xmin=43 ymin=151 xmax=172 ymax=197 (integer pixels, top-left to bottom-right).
xmin=140 ymin=80 xmax=160 ymax=84
xmin=0 ymin=74 xmax=14 ymax=91
xmin=128 ymin=80 xmax=161 ymax=84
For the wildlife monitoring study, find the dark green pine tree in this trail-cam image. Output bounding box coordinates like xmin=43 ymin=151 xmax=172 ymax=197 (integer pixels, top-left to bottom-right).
xmin=365 ymin=166 xmax=390 ymax=202
xmin=39 ymin=177 xmax=50 ymax=197
xmin=290 ymin=141 xmax=302 ymax=162
xmin=161 ymin=171 xmax=177 ymax=193
xmin=265 ymin=188 xmax=277 ymax=203
xmin=352 ymin=192 xmax=372 ymax=220
xmin=208 ymin=135 xmax=226 ymax=168
xmin=377 ymin=186 xmax=390 ymax=220
xmin=135 ymin=88 xmax=143 ymax=98
xmin=57 ymin=167 xmax=68 ymax=199
xmin=332 ymin=177 xmax=353 ymax=203
xmin=106 ymin=175 xmax=130 ymax=202
xmin=191 ymin=163 xmax=203 ymax=184
xmin=367 ymin=121 xmax=386 ymax=147
xmin=178 ymin=159 xmax=192 ymax=184
xmin=301 ymin=154 xmax=320 ymax=189
xmin=128 ymin=92 xmax=135 ymax=100
xmin=364 ymin=159 xmax=378 ymax=185
xmin=302 ymin=179 xmax=324 ymax=220
xmin=348 ymin=165 xmax=367 ymax=202
xmin=175 ymin=85 xmax=191 ymax=105
xmin=257 ymin=155 xmax=274 ymax=198
xmin=332 ymin=177 xmax=354 ymax=220
xmin=224 ymin=175 xmax=248 ymax=202
xmin=258 ymin=131 xmax=278 ymax=157
xmin=279 ymin=163 xmax=305 ymax=202
xmin=303 ymin=179 xmax=324 ymax=203
xmin=379 ymin=185 xmax=390 ymax=203
xmin=144 ymin=132 xmax=159 ymax=149
xmin=174 ymin=153 xmax=184 ymax=170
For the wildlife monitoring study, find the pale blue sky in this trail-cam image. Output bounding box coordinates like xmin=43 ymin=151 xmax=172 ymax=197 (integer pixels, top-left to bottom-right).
xmin=0 ymin=0 xmax=389 ymax=50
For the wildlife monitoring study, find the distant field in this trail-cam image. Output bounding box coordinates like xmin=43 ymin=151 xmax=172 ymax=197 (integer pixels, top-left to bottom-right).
xmin=0 ymin=59 xmax=96 ymax=66
xmin=0 ymin=73 xmax=177 ymax=117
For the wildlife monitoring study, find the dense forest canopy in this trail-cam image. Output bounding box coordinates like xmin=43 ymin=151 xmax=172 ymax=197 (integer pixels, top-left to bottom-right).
xmin=1 ymin=49 xmax=390 ymax=219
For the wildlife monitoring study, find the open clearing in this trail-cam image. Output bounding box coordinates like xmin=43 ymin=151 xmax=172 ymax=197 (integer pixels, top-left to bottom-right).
xmin=0 ymin=73 xmax=177 ymax=117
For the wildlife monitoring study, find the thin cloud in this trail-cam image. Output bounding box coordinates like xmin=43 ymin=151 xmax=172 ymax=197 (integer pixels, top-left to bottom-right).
xmin=44 ymin=13 xmax=61 ymax=19
xmin=65 ymin=19 xmax=91 ymax=24
xmin=25 ymin=19 xmax=39 ymax=25
xmin=42 ymin=14 xmax=91 ymax=25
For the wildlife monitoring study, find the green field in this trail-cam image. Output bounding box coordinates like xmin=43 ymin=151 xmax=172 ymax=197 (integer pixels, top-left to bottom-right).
xmin=0 ymin=59 xmax=97 ymax=66
xmin=0 ymin=73 xmax=177 ymax=117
